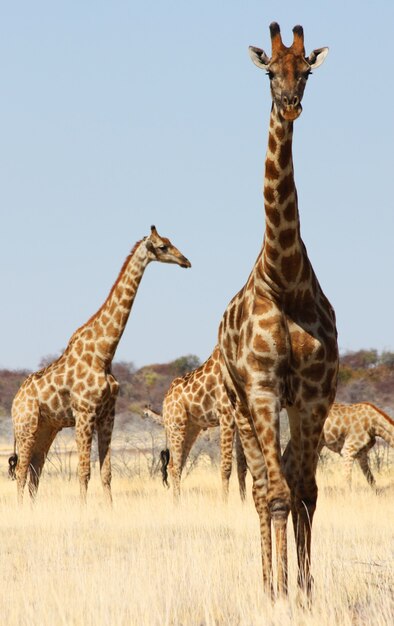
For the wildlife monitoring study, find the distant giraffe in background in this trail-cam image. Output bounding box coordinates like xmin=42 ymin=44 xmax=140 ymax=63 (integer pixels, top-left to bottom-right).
xmin=9 ymin=226 xmax=191 ymax=505
xmin=218 ymin=23 xmax=337 ymax=597
xmin=318 ymin=402 xmax=394 ymax=486
xmin=143 ymin=345 xmax=247 ymax=501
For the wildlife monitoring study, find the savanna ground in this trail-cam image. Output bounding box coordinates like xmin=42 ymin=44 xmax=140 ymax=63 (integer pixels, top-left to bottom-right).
xmin=0 ymin=437 xmax=393 ymax=626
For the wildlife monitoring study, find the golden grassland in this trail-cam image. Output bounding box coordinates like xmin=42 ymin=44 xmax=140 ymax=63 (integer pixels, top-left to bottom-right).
xmin=0 ymin=452 xmax=393 ymax=626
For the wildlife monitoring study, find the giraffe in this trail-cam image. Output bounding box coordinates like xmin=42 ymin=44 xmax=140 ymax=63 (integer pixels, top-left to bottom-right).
xmin=318 ymin=402 xmax=394 ymax=487
xmin=142 ymin=345 xmax=248 ymax=501
xmin=217 ymin=23 xmax=338 ymax=597
xmin=9 ymin=226 xmax=191 ymax=505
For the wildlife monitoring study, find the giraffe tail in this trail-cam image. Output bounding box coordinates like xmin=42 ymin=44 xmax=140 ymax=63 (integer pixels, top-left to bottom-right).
xmin=8 ymin=439 xmax=18 ymax=480
xmin=160 ymin=448 xmax=170 ymax=488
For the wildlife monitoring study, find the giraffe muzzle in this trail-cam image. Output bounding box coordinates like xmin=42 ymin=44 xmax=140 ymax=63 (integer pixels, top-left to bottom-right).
xmin=180 ymin=257 xmax=191 ymax=269
xmin=282 ymin=106 xmax=302 ymax=121
xmin=280 ymin=94 xmax=302 ymax=121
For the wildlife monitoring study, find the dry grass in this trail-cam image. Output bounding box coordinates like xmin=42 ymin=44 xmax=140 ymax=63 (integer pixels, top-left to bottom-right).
xmin=0 ymin=454 xmax=393 ymax=626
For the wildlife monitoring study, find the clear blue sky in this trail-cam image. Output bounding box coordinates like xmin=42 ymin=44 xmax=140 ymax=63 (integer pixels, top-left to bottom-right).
xmin=0 ymin=1 xmax=393 ymax=371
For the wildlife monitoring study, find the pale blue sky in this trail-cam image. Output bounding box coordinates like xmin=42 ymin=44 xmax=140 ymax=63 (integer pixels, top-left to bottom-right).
xmin=0 ymin=1 xmax=393 ymax=370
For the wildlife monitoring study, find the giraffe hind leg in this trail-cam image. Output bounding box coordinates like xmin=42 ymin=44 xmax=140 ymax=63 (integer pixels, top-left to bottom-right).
xmin=168 ymin=417 xmax=201 ymax=501
xmin=12 ymin=393 xmax=41 ymax=505
xmin=356 ymin=449 xmax=376 ymax=487
xmin=28 ymin=425 xmax=58 ymax=501
xmin=341 ymin=442 xmax=358 ymax=489
xmin=15 ymin=434 xmax=36 ymax=506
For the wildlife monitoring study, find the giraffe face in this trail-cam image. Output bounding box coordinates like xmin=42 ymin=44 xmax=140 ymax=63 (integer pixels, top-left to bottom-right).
xmin=145 ymin=225 xmax=192 ymax=268
xmin=249 ymin=23 xmax=328 ymax=121
xmin=265 ymin=53 xmax=311 ymax=121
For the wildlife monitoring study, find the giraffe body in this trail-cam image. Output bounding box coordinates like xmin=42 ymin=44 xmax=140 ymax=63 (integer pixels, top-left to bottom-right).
xmin=218 ymin=23 xmax=338 ymax=597
xmin=144 ymin=345 xmax=247 ymax=501
xmin=11 ymin=226 xmax=191 ymax=505
xmin=319 ymin=402 xmax=394 ymax=486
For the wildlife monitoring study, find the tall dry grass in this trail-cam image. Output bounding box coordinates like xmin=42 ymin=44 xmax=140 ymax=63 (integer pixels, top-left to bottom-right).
xmin=0 ymin=453 xmax=393 ymax=625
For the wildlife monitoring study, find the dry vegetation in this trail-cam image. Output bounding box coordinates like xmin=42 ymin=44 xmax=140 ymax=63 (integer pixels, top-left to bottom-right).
xmin=0 ymin=445 xmax=393 ymax=626
xmin=0 ymin=350 xmax=393 ymax=624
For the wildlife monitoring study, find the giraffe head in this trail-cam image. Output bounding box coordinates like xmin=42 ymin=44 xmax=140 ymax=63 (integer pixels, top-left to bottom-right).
xmin=249 ymin=22 xmax=328 ymax=121
xmin=144 ymin=225 xmax=191 ymax=268
xmin=142 ymin=404 xmax=155 ymax=419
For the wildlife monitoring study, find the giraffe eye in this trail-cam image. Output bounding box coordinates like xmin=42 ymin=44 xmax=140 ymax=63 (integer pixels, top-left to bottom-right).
xmin=159 ymin=245 xmax=168 ymax=252
xmin=266 ymin=70 xmax=274 ymax=80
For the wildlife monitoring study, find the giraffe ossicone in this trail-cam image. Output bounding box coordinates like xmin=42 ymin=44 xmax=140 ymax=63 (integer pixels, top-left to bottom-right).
xmin=10 ymin=225 xmax=191 ymax=505
xmin=218 ymin=22 xmax=338 ymax=598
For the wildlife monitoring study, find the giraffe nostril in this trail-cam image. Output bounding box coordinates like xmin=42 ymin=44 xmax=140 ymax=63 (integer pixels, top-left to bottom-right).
xmin=293 ymin=96 xmax=299 ymax=107
xmin=283 ymin=95 xmax=289 ymax=106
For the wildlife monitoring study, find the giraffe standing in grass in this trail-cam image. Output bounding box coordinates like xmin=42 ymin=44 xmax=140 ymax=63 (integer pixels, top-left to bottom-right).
xmin=218 ymin=23 xmax=338 ymax=597
xmin=9 ymin=226 xmax=191 ymax=505
xmin=318 ymin=402 xmax=394 ymax=486
xmin=143 ymin=345 xmax=247 ymax=501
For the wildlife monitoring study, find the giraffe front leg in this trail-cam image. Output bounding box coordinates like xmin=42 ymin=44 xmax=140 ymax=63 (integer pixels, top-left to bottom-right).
xmin=75 ymin=411 xmax=96 ymax=504
xmin=248 ymin=389 xmax=290 ymax=597
xmin=233 ymin=401 xmax=273 ymax=597
xmin=97 ymin=408 xmax=115 ymax=506
xmin=218 ymin=416 xmax=235 ymax=502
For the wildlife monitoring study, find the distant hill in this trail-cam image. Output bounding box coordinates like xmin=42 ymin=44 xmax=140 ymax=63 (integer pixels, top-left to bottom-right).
xmin=335 ymin=349 xmax=394 ymax=413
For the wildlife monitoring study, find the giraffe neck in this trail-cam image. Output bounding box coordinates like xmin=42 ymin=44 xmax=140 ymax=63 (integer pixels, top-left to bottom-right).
xmin=258 ymin=105 xmax=304 ymax=290
xmin=74 ymin=240 xmax=150 ymax=365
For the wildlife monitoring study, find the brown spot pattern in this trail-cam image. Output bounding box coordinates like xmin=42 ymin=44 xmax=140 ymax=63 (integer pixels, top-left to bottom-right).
xmin=265 ymin=159 xmax=279 ymax=181
xmin=278 ymin=139 xmax=292 ymax=170
xmin=268 ymin=133 xmax=277 ymax=154
xmin=281 ymin=251 xmax=301 ymax=282
xmin=278 ymin=228 xmax=296 ymax=250
xmin=266 ymin=206 xmax=281 ymax=228
xmin=277 ymin=174 xmax=294 ymax=204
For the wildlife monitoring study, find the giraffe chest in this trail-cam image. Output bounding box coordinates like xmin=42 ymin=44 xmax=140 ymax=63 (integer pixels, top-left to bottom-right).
xmin=224 ymin=305 xmax=336 ymax=406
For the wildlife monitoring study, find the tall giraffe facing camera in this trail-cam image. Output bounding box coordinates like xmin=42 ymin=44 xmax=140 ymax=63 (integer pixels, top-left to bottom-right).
xmin=218 ymin=23 xmax=338 ymax=597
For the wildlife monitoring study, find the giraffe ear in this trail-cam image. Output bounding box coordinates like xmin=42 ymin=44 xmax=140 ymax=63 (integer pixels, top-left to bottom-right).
xmin=248 ymin=46 xmax=270 ymax=69
xmin=145 ymin=239 xmax=155 ymax=254
xmin=306 ymin=47 xmax=329 ymax=70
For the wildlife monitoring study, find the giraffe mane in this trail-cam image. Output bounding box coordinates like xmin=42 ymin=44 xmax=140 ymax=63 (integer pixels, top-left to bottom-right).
xmin=34 ymin=358 xmax=62 ymax=378
xmin=362 ymin=402 xmax=394 ymax=427
xmin=69 ymin=239 xmax=144 ymax=340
